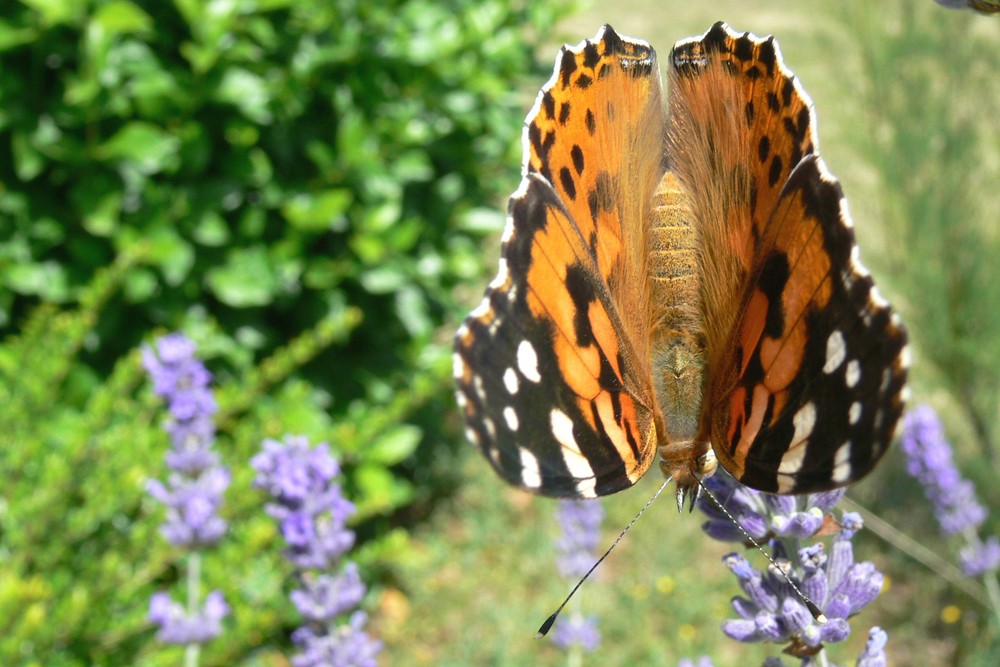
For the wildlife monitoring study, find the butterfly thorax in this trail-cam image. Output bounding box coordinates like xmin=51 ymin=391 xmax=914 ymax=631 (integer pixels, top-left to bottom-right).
xmin=648 ymin=170 xmax=717 ymax=489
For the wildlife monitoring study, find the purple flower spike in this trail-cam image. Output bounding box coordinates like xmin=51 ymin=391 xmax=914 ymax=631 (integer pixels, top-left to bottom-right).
xmin=254 ymin=436 xmax=380 ymax=667
xmin=959 ymin=536 xmax=1000 ymax=577
xmin=551 ymin=613 xmax=601 ymax=651
xmin=856 ymin=626 xmax=888 ymax=667
xmin=551 ymin=500 xmax=604 ymax=651
xmin=144 ymin=334 xmax=230 ymax=647
xmin=550 ymin=499 xmax=604 ymax=653
xmin=678 ymin=658 xmax=715 ymax=667
xmin=146 ymin=467 xmax=231 ymax=547
xmin=901 ymin=406 xmax=1000 ymax=581
xmin=149 ymin=590 xmax=229 ymax=645
xmin=291 ymin=611 xmax=383 ymax=667
xmin=554 ymin=499 xmax=604 ymax=579
xmin=901 ymin=406 xmax=987 ymax=535
xmin=291 ymin=565 xmax=367 ymax=622
xmin=698 ymin=469 xmax=887 ymax=661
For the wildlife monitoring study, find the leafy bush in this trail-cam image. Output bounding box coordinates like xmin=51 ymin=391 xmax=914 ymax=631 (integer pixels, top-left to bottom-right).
xmin=0 ymin=0 xmax=567 ymax=663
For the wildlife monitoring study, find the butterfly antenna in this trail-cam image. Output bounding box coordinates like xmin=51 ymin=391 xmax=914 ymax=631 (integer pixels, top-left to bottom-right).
xmin=537 ymin=476 xmax=673 ymax=638
xmin=695 ymin=476 xmax=828 ymax=623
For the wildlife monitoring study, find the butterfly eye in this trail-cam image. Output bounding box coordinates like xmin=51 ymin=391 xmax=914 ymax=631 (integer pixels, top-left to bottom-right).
xmin=696 ymin=449 xmax=719 ymax=478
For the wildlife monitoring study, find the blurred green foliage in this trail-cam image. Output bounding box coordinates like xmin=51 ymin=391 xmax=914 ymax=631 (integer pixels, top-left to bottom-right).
xmin=0 ymin=0 xmax=566 ymax=664
xmin=846 ymin=4 xmax=1000 ymax=463
xmin=842 ymin=5 xmax=1000 ymax=663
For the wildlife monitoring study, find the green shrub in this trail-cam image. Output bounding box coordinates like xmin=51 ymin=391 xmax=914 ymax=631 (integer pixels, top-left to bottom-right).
xmin=0 ymin=0 xmax=567 ymax=663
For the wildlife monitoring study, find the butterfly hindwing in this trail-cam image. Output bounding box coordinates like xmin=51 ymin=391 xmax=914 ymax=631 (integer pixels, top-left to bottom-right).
xmin=708 ymin=137 xmax=910 ymax=494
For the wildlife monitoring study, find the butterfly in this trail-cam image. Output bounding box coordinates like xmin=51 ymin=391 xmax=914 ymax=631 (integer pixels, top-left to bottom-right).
xmin=453 ymin=22 xmax=910 ymax=503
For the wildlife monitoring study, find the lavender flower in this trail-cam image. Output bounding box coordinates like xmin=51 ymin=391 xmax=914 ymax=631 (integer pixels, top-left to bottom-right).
xmin=699 ymin=473 xmax=844 ymax=544
xmin=901 ymin=406 xmax=987 ymax=535
xmin=697 ymin=470 xmax=885 ymax=663
xmin=253 ymin=435 xmax=381 ymax=667
xmin=148 ymin=590 xmax=230 ymax=645
xmin=678 ymin=657 xmax=715 ymax=667
xmin=144 ymin=333 xmax=230 ymax=647
xmin=959 ymin=536 xmax=1000 ymax=577
xmin=856 ymin=626 xmax=888 ymax=667
xmin=549 ymin=499 xmax=604 ymax=652
xmin=550 ymin=613 xmax=601 ymax=652
xmin=142 ymin=332 xmax=220 ymax=475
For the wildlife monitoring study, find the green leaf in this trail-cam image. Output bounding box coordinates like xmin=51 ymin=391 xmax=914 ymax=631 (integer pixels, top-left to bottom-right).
xmin=354 ymin=463 xmax=415 ymax=518
xmin=97 ymin=121 xmax=180 ymax=175
xmin=215 ymin=68 xmax=272 ymax=124
xmin=11 ymin=131 xmax=43 ymax=181
xmin=82 ymin=192 xmax=121 ymax=237
xmin=20 ymin=0 xmax=84 ymax=27
xmin=205 ymin=246 xmax=277 ymax=307
xmin=366 ymin=424 xmax=422 ymax=466
xmin=191 ymin=211 xmax=230 ymax=246
xmin=4 ymin=261 xmax=69 ymax=301
xmin=282 ymin=190 xmax=352 ymax=232
xmin=0 ymin=20 xmax=36 ymax=53
xmin=90 ymin=1 xmax=151 ymax=36
xmin=143 ymin=226 xmax=194 ymax=286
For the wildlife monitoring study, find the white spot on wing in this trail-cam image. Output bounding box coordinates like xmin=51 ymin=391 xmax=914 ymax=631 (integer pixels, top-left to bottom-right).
xmin=775 ymin=474 xmax=796 ymax=494
xmin=517 ymin=340 xmax=541 ymax=383
xmin=483 ymin=416 xmax=496 ymax=439
xmin=778 ymin=444 xmax=807 ymax=475
xmin=849 ymin=246 xmax=870 ymax=278
xmin=551 ymin=409 xmax=597 ymax=497
xmin=503 ymin=406 xmax=519 ymax=432
xmin=519 ymin=447 xmax=541 ymax=489
xmin=792 ymin=402 xmax=817 ymax=447
xmin=469 ymin=298 xmax=490 ymax=320
xmin=899 ymin=344 xmax=912 ymax=370
xmin=489 ymin=258 xmax=509 ymax=290
xmin=473 ymin=374 xmax=486 ymax=401
xmin=503 ymin=367 xmax=519 ymax=395
xmin=845 ymin=360 xmax=861 ymax=388
xmin=869 ymin=285 xmax=889 ymax=309
xmin=452 ymin=352 xmax=465 ymax=380
xmin=831 ymin=442 xmax=853 ymax=483
xmin=550 ymin=409 xmax=578 ymax=450
xmin=575 ymin=478 xmax=598 ymax=498
xmin=823 ymin=330 xmax=846 ymax=374
xmin=464 ymin=427 xmax=480 ymax=446
xmin=849 ymin=401 xmax=862 ymax=425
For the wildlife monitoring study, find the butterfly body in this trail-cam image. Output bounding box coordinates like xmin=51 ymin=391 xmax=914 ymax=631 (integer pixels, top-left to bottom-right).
xmin=454 ymin=23 xmax=910 ymax=501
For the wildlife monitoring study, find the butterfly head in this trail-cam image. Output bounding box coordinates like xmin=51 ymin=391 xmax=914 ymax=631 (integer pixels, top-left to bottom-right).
xmin=659 ymin=441 xmax=717 ymax=511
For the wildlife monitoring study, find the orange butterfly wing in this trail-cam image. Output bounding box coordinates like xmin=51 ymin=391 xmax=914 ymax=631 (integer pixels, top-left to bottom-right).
xmin=453 ymin=26 xmax=665 ymax=497
xmin=669 ymin=23 xmax=909 ymax=494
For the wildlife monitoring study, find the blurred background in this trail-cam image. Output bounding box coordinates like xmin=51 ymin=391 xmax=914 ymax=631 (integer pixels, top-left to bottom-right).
xmin=2 ymin=0 xmax=999 ymax=665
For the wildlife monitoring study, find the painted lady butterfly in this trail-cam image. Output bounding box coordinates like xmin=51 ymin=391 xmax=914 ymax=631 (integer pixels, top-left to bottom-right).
xmin=453 ymin=23 xmax=910 ymax=501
